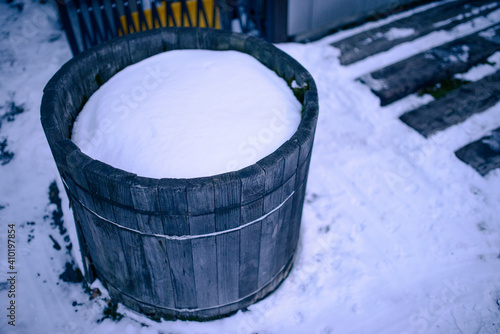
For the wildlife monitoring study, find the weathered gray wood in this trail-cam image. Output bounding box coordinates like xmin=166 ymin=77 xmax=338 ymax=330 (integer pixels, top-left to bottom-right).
xmin=84 ymin=160 xmax=134 ymax=222
xmin=165 ymin=239 xmax=197 ymax=309
xmin=189 ymin=213 xmax=215 ymax=235
xmin=400 ymin=70 xmax=500 ymax=137
xmin=141 ymin=236 xmax=175 ymax=308
xmin=296 ymin=152 xmax=312 ymax=188
xmin=257 ymin=153 xmax=286 ymax=288
xmin=71 ymin=203 xmax=103 ymax=278
xmin=289 ymin=174 xmax=308 ymax=255
xmin=216 ymin=229 xmax=240 ymax=305
xmin=44 ymin=59 xmax=86 ymax=122
xmin=258 ymin=155 xmax=285 ymax=194
xmin=303 ymin=89 xmax=320 ymax=133
xmin=40 ymin=90 xmax=64 ymax=142
xmin=254 ymin=247 xmax=294 ymax=303
xmin=65 ymin=150 xmax=96 ymax=211
xmin=213 ymin=173 xmax=241 ymax=305
xmin=187 ymin=177 xmax=218 ymax=308
xmin=70 ymin=203 xmax=95 ymax=283
xmin=111 ymin=36 xmax=132 ymax=73
xmin=84 ymin=162 xmax=153 ymax=301
xmin=244 ymin=36 xmax=275 ymax=69
xmin=238 ymin=165 xmax=265 ymax=205
xmin=274 ymin=51 xmax=295 ymax=84
xmin=455 ymin=127 xmax=500 ymax=176
xmin=94 ymin=38 xmax=131 ymax=84
xmin=161 ymin=28 xmax=179 ymax=51
xmin=282 ymin=141 xmax=300 ymax=181
xmin=213 ymin=172 xmax=241 ymax=210
xmin=127 ymin=28 xmax=165 ymax=64
xmin=78 ymin=202 xmax=132 ymax=293
xmin=192 ymin=236 xmax=218 ymax=308
xmin=360 ymin=25 xmax=500 ymax=105
xmin=158 ymin=179 xmax=188 ymax=214
xmin=163 ymin=215 xmax=190 ymax=235
xmin=333 ymin=0 xmax=499 ymax=65
xmin=294 ymin=128 xmax=315 ymax=168
xmin=239 ymin=222 xmax=261 ymax=298
xmin=131 ymin=177 xmax=175 ymax=308
xmin=159 ymin=177 xmax=195 ymax=309
xmin=177 ymin=27 xmax=199 ymax=49
xmin=228 ymin=32 xmax=249 ymax=52
xmin=274 ymin=174 xmax=296 ymax=275
xmin=48 ymin=88 xmax=77 ymax=139
xmin=117 ymin=227 xmax=153 ymax=301
xmin=258 ymin=209 xmax=280 ymax=288
xmin=199 ymin=28 xmax=230 ymax=51
xmin=131 ymin=177 xmax=162 ymax=232
xmin=105 ymin=283 xmax=158 ymax=319
xmin=74 ymin=50 xmax=100 ymax=108
xmin=186 ymin=177 xmax=215 ymax=216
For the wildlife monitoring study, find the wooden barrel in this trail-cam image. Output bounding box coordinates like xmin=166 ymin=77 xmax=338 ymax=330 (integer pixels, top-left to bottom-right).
xmin=41 ymin=28 xmax=318 ymax=320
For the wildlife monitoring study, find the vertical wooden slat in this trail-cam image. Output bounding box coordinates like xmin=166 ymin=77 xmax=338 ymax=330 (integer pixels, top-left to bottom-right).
xmin=239 ymin=222 xmax=261 ymax=298
xmin=84 ymin=161 xmax=153 ymax=302
xmin=40 ymin=90 xmax=65 ymax=142
xmin=71 ymin=203 xmax=96 ymax=283
xmin=274 ymin=174 xmax=295 ymax=273
xmin=131 ymin=177 xmax=175 ymax=308
xmin=213 ymin=172 xmax=241 ymax=305
xmin=80 ymin=202 xmax=132 ymax=292
xmin=267 ymin=141 xmax=299 ymax=274
xmin=127 ymin=29 xmax=165 ymax=64
xmin=94 ymin=38 xmax=131 ymax=85
xmin=159 ymin=179 xmax=189 ymax=234
xmin=161 ymin=27 xmax=179 ymax=50
xmin=282 ymin=141 xmax=300 ymax=181
xmin=165 ymin=238 xmax=197 ymax=309
xmin=258 ymin=208 xmax=280 ymax=288
xmin=106 ymin=283 xmax=158 ymax=317
xmin=191 ymin=236 xmax=218 ymax=308
xmin=257 ymin=156 xmax=285 ymax=287
xmin=237 ymin=165 xmax=265 ymax=297
xmin=158 ymin=178 xmax=195 ymax=308
xmin=187 ymin=178 xmax=217 ymax=308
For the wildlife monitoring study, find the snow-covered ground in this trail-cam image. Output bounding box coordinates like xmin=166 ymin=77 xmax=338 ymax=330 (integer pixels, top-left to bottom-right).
xmin=1 ymin=1 xmax=500 ymax=333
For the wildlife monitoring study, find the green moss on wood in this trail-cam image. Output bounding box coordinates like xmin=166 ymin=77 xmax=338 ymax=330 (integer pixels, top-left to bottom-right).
xmin=418 ymin=78 xmax=471 ymax=100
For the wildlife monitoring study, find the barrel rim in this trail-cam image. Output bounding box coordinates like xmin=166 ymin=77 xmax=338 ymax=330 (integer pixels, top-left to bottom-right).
xmin=41 ymin=27 xmax=319 ymax=190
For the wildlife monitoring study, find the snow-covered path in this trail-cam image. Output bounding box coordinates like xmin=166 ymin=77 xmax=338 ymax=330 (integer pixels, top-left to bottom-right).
xmin=1 ymin=1 xmax=499 ymax=333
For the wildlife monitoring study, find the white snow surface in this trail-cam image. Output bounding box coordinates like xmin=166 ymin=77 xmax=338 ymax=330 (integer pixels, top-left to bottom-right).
xmin=455 ymin=52 xmax=500 ymax=81
xmin=72 ymin=50 xmax=301 ymax=178
xmin=1 ymin=1 xmax=500 ymax=334
xmin=384 ymin=27 xmax=415 ymax=41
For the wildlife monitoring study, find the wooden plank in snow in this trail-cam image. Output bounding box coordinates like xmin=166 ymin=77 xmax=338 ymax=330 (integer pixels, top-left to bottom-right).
xmin=333 ymin=0 xmax=499 ymax=65
xmin=360 ymin=24 xmax=500 ymax=106
xmin=455 ymin=127 xmax=500 ymax=176
xmin=400 ymin=70 xmax=500 ymax=137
